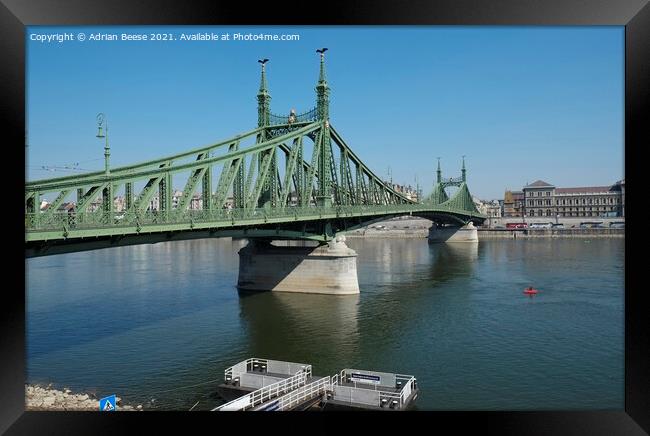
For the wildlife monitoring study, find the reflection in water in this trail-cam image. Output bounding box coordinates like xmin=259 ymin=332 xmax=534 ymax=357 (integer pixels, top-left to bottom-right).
xmin=428 ymin=242 xmax=479 ymax=285
xmin=237 ymin=291 xmax=360 ymax=372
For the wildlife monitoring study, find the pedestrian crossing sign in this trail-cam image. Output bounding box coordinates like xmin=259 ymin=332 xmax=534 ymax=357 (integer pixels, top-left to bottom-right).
xmin=99 ymin=395 xmax=116 ymax=411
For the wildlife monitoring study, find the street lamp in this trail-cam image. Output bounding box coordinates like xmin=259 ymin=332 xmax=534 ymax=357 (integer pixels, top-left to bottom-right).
xmin=96 ymin=113 xmax=110 ymax=175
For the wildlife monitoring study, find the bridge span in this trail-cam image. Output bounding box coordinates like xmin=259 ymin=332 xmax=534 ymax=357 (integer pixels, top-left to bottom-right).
xmin=25 ymin=50 xmax=485 ymax=293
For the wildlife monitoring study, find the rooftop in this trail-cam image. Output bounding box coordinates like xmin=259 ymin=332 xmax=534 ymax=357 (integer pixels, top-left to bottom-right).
xmin=524 ymin=180 xmax=555 ymax=189
xmin=555 ymin=186 xmax=620 ymax=194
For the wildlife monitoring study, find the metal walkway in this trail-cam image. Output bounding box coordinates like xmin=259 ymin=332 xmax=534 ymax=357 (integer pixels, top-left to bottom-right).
xmin=213 ymin=358 xmax=418 ymax=411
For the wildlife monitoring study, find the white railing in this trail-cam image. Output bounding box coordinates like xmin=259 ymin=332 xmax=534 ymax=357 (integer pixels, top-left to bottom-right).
xmin=331 ymin=370 xmax=417 ymax=409
xmin=223 ymin=358 xmax=312 ymax=384
xmin=214 ymin=371 xmax=308 ymax=411
xmin=275 ymin=377 xmax=331 ymax=411
xmin=224 ymin=357 xmax=267 ymax=383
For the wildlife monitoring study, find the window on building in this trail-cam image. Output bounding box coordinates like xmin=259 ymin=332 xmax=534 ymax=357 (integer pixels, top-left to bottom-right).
xmin=546 ymin=210 xmax=551 ymax=216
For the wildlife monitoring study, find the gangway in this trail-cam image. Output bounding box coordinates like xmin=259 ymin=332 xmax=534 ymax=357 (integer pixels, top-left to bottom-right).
xmin=215 ymin=357 xmax=312 ymax=402
xmin=252 ymin=376 xmax=330 ymax=411
xmin=214 ymin=370 xmax=319 ymax=411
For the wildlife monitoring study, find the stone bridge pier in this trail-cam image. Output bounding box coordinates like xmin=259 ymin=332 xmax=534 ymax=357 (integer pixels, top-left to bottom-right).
xmin=237 ymin=235 xmax=360 ymax=295
xmin=427 ymin=222 xmax=478 ymax=243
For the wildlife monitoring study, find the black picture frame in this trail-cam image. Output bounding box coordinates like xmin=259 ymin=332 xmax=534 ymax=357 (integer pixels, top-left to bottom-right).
xmin=2 ymin=0 xmax=647 ymax=434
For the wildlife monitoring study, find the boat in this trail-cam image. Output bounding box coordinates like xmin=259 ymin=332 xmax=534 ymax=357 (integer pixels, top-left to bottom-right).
xmin=523 ymin=287 xmax=538 ymax=295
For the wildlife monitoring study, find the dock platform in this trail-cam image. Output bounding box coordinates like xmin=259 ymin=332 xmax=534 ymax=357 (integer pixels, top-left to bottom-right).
xmin=212 ymin=358 xmax=418 ymax=411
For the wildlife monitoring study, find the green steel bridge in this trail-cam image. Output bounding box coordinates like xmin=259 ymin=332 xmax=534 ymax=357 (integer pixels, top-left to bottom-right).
xmin=25 ymin=51 xmax=485 ymax=258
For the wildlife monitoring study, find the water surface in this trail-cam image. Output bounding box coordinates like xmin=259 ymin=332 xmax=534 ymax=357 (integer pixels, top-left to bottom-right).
xmin=26 ymin=238 xmax=624 ymax=410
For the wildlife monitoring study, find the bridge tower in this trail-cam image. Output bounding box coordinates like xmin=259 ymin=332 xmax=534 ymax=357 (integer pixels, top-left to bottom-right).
xmin=461 ymin=155 xmax=466 ymax=182
xmin=315 ymin=48 xmax=332 ymax=208
xmin=257 ymin=59 xmax=271 ymax=128
xmin=430 ymin=158 xmax=449 ymax=205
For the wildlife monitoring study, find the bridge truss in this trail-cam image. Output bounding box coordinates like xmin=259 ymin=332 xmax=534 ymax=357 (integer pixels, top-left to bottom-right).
xmin=25 ymin=51 xmax=485 ymax=257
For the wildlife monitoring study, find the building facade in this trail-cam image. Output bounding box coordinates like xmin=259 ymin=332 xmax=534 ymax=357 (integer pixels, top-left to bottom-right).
xmin=522 ymin=180 xmax=624 ymax=218
xmin=503 ymin=190 xmax=525 ymax=217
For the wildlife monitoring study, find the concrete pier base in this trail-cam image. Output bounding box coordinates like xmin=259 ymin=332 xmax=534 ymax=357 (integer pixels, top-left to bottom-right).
xmin=428 ymin=222 xmax=479 ymax=243
xmin=237 ymin=235 xmax=360 ymax=295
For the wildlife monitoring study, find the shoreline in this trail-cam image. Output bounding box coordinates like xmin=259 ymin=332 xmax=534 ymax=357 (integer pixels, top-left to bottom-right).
xmin=340 ymin=217 xmax=624 ymax=239
xmin=25 ymin=384 xmax=143 ymax=411
xmin=477 ymin=228 xmax=624 ymax=239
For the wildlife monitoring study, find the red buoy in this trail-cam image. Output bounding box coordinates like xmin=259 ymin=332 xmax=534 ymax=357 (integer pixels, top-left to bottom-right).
xmin=523 ymin=287 xmax=538 ymax=296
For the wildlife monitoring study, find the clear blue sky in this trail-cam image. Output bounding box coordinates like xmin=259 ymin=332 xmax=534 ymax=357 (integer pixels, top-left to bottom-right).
xmin=26 ymin=26 xmax=624 ymax=200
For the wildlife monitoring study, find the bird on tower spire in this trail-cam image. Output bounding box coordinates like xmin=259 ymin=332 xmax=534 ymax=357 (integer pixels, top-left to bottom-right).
xmin=316 ymin=48 xmax=328 ymax=83
xmin=257 ymin=58 xmax=269 ymax=94
xmin=256 ymin=58 xmax=271 ymax=127
xmin=315 ymin=48 xmax=330 ymax=121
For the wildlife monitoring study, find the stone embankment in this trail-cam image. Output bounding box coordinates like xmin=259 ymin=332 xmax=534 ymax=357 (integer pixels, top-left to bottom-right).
xmin=25 ymin=384 xmax=143 ymax=411
xmin=344 ymin=217 xmax=430 ymax=238
xmin=341 ymin=217 xmax=624 ymax=239
xmin=477 ymin=228 xmax=625 ymax=239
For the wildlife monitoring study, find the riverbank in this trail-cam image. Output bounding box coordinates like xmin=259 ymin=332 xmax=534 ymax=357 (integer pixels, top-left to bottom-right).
xmin=478 ymin=228 xmax=625 ymax=239
xmin=344 ymin=217 xmax=430 ymax=238
xmin=342 ymin=217 xmax=624 ymax=239
xmin=25 ymin=384 xmax=143 ymax=411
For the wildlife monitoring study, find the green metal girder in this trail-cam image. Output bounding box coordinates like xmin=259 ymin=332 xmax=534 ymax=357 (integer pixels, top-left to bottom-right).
xmin=247 ymin=148 xmax=275 ymax=210
xmin=440 ymin=183 xmax=480 ymax=214
xmin=214 ymin=156 xmax=243 ymax=209
xmin=243 ymin=152 xmax=258 ymax=207
xmin=133 ymin=174 xmax=164 ymax=212
xmin=76 ymin=184 xmax=107 ymax=213
xmin=303 ymin=130 xmax=322 ymax=206
xmin=125 ymin=183 xmax=133 ymax=210
xmin=26 ymin=126 xmax=264 ymax=189
xmin=279 ymin=137 xmax=302 ymax=207
xmin=26 ymin=119 xmax=486 ymax=251
xmin=42 ymin=189 xmax=71 ymax=216
xmin=329 ymin=126 xmax=412 ymax=205
xmin=25 ymin=203 xmax=486 ymax=244
xmin=26 ymin=123 xmax=320 ymax=194
xmin=176 ymin=152 xmax=209 ymax=211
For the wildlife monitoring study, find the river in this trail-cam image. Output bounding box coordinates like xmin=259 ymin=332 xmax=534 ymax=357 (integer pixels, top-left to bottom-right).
xmin=26 ymin=237 xmax=624 ymax=410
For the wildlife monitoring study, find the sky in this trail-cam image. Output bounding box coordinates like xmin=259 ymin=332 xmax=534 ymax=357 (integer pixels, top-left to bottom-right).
xmin=26 ymin=26 xmax=624 ymax=200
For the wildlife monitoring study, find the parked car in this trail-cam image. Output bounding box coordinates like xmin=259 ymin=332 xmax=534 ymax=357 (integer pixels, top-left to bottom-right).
xmin=609 ymin=221 xmax=625 ymax=228
xmin=530 ymin=222 xmax=552 ymax=229
xmin=552 ymin=223 xmax=564 ymax=228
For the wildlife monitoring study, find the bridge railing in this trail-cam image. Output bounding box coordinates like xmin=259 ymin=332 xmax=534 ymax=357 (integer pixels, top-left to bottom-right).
xmin=25 ymin=203 xmax=486 ymax=233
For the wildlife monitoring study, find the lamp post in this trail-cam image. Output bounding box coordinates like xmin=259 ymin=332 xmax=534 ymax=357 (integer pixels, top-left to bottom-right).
xmin=96 ymin=113 xmax=113 ymax=219
xmin=96 ymin=113 xmax=110 ymax=175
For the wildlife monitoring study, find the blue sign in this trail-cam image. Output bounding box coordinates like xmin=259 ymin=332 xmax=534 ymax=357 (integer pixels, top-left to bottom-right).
xmin=99 ymin=395 xmax=116 ymax=411
xmin=350 ymin=373 xmax=381 ymax=384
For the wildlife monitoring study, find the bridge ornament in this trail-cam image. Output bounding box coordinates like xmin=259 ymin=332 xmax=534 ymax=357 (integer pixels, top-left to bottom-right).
xmin=25 ymin=52 xmax=485 ymax=256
